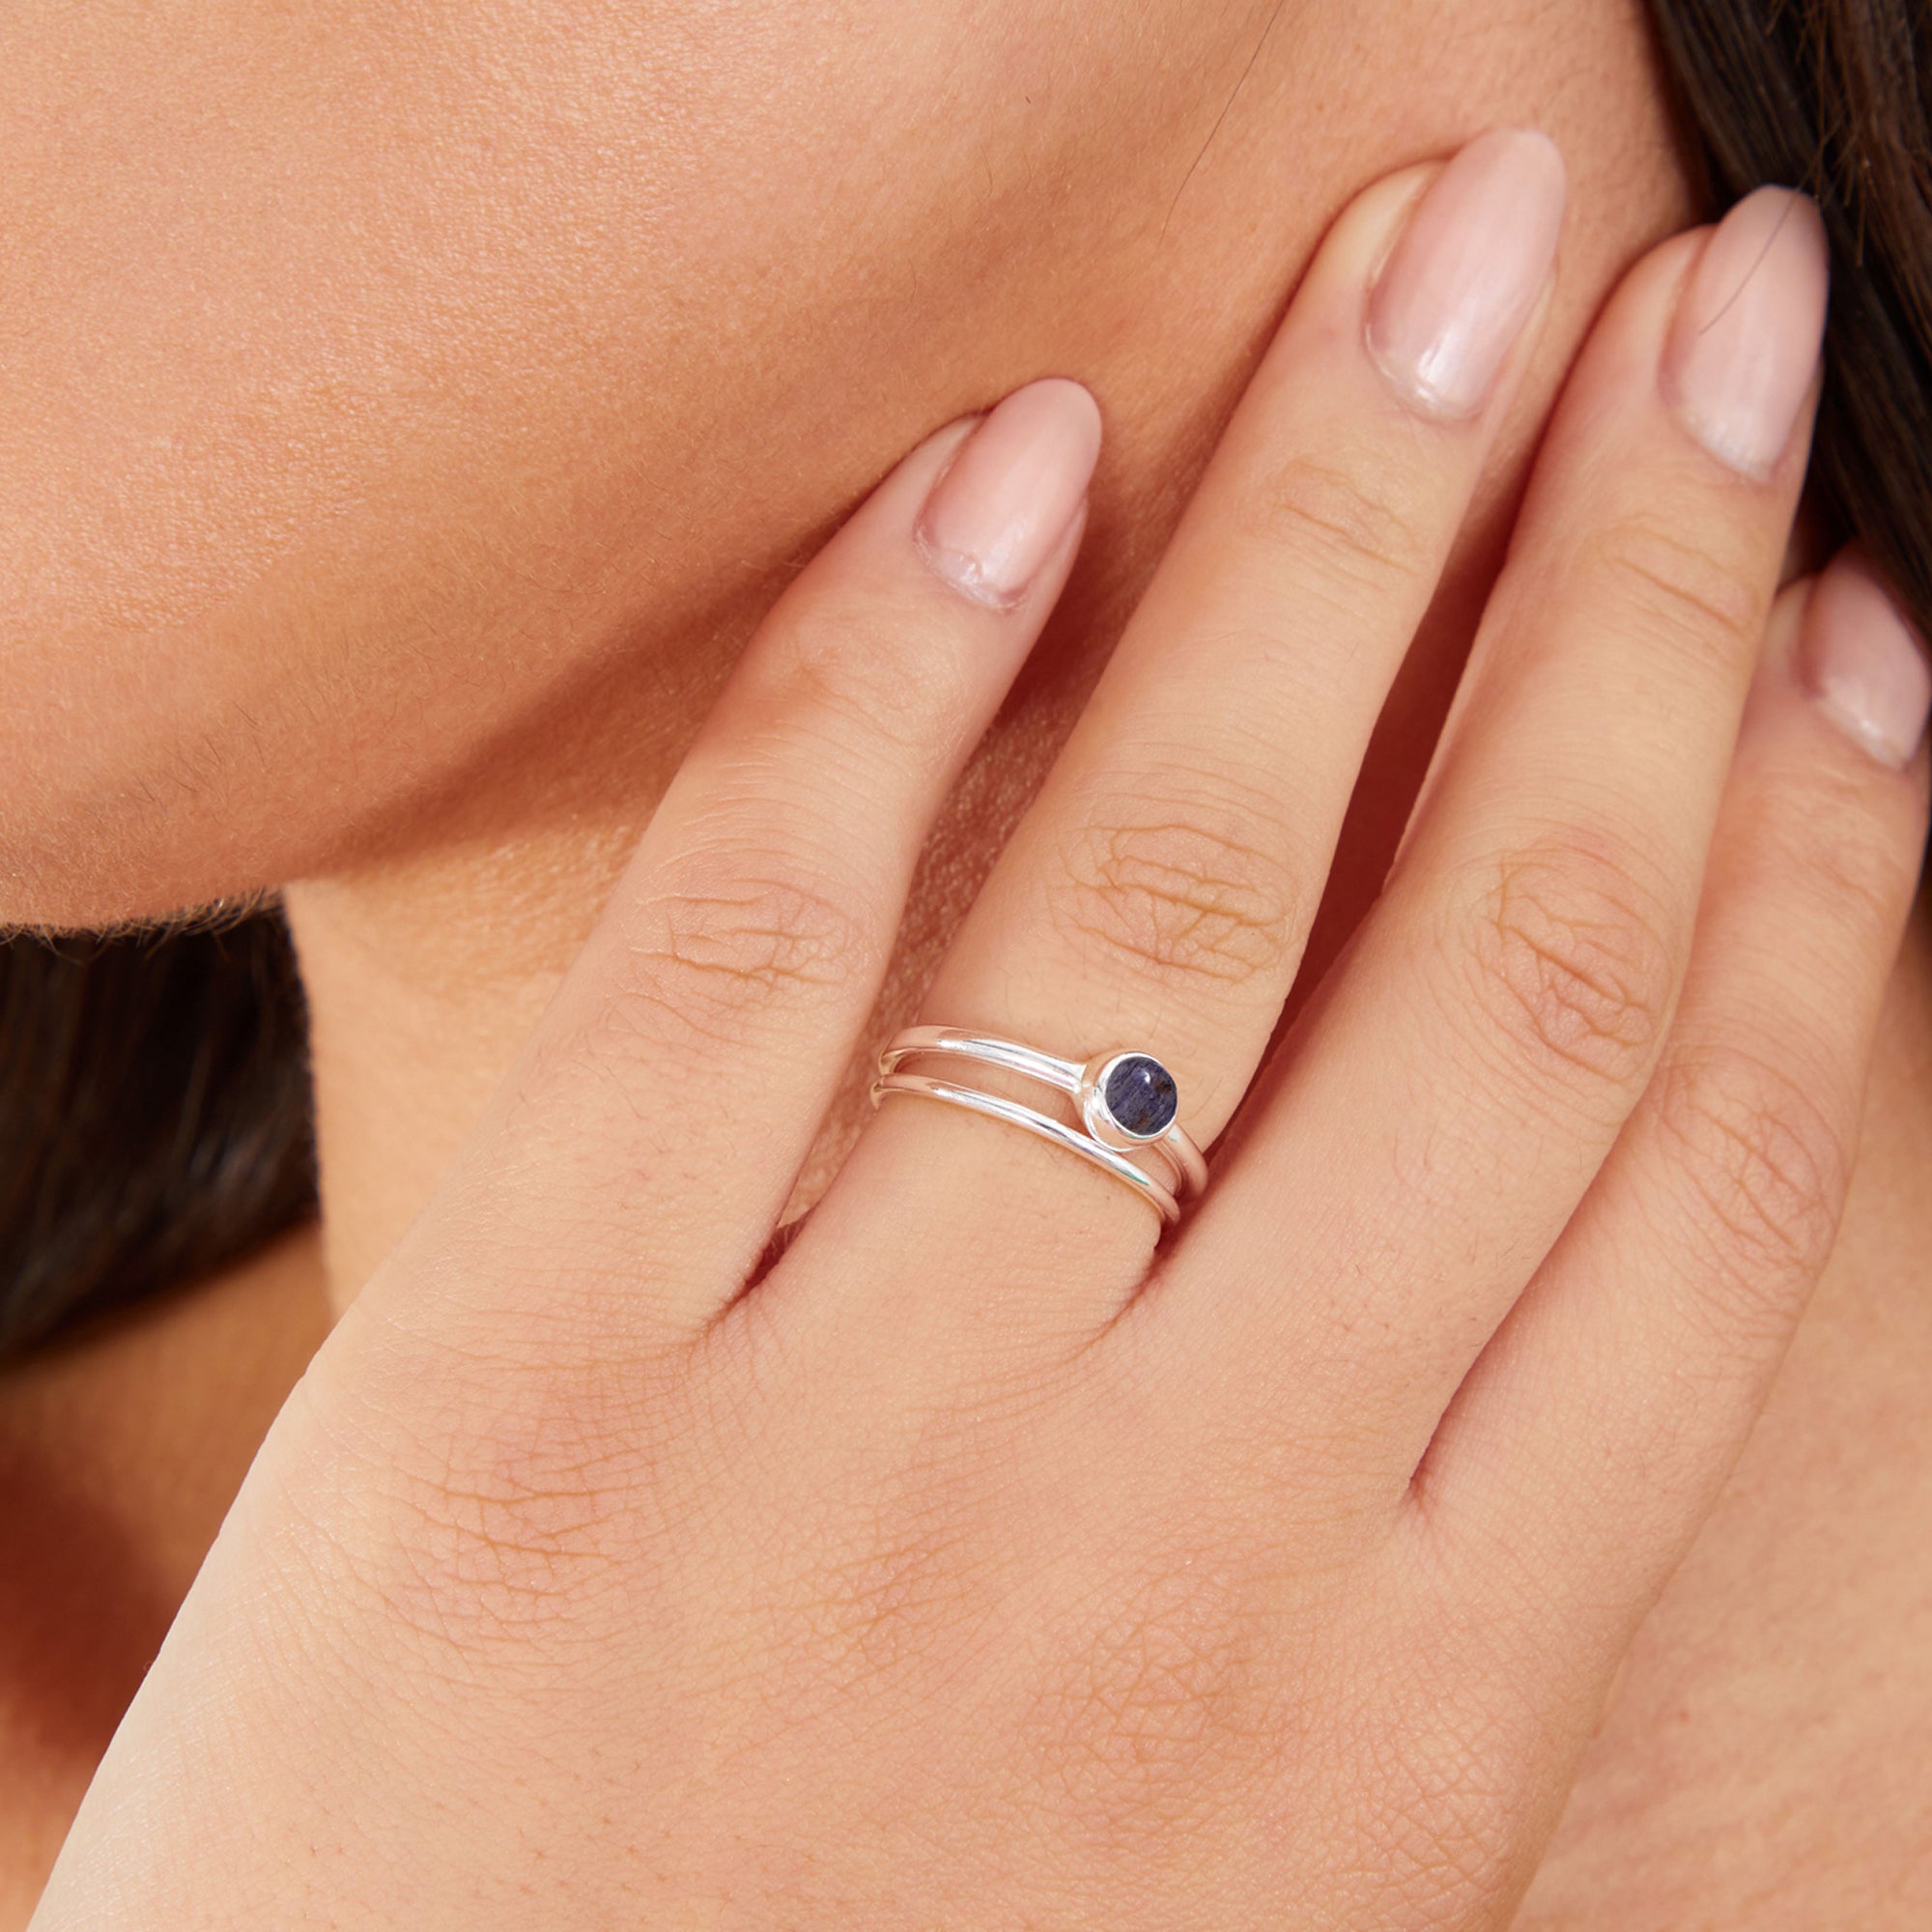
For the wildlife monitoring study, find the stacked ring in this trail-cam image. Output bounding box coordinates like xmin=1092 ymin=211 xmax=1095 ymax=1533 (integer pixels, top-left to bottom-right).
xmin=869 ymin=1026 xmax=1208 ymax=1225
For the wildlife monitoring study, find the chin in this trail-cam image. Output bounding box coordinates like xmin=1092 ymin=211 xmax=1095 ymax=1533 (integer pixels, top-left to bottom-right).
xmin=0 ymin=783 xmax=283 ymax=936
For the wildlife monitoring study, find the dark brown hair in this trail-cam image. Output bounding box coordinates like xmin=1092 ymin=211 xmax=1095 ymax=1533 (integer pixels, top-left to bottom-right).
xmin=1 ymin=0 xmax=1927 ymax=1357
xmin=0 ymin=914 xmax=315 ymax=1356
xmin=1647 ymin=0 xmax=1932 ymax=627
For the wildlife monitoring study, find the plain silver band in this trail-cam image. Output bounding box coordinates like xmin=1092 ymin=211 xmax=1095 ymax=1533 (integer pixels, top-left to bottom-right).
xmin=869 ymin=1072 xmax=1182 ymax=1224
xmin=868 ymin=1026 xmax=1208 ymax=1223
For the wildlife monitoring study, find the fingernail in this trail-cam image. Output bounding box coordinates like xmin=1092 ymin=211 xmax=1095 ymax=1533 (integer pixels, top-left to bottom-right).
xmin=1662 ymin=187 xmax=1829 ymax=478
xmin=914 ymin=379 xmax=1102 ymax=609
xmin=1797 ymin=554 xmax=1930 ymax=768
xmin=1365 ymin=128 xmax=1567 ymax=421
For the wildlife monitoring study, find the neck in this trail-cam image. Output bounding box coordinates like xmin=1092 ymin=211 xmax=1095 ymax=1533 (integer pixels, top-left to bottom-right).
xmin=278 ymin=630 xmax=723 ymax=1306
xmin=286 ymin=827 xmax=639 ymax=1310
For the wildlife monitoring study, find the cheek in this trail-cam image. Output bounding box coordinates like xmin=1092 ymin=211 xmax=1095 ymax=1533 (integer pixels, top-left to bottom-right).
xmin=0 ymin=0 xmax=1690 ymax=929
xmin=0 ymin=0 xmax=1238 ymax=923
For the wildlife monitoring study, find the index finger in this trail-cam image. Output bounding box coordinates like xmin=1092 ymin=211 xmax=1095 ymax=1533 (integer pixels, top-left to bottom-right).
xmin=360 ymin=381 xmax=1099 ymax=1349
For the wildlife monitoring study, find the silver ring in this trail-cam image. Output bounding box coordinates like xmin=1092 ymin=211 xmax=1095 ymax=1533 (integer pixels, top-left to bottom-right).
xmin=868 ymin=1026 xmax=1208 ymax=1225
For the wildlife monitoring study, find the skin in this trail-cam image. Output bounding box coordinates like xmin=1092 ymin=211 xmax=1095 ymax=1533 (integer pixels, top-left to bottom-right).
xmin=1 ymin=0 xmax=1929 ymax=1922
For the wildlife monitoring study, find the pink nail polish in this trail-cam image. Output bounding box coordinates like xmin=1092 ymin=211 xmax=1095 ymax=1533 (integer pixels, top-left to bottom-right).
xmin=1365 ymin=128 xmax=1568 ymax=421
xmin=1662 ymin=188 xmax=1829 ymax=478
xmin=1797 ymin=554 xmax=1930 ymax=769
xmin=914 ymin=379 xmax=1102 ymax=609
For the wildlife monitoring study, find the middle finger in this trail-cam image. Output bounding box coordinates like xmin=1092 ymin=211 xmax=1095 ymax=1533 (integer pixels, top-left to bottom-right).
xmin=1159 ymin=186 xmax=1830 ymax=1485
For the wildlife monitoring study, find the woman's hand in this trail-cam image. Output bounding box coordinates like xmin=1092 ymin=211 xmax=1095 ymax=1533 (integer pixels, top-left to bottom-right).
xmin=36 ymin=131 xmax=1930 ymax=1929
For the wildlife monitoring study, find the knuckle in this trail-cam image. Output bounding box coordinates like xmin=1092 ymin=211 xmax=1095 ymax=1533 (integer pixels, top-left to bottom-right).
xmin=611 ymin=862 xmax=873 ymax=1048
xmin=797 ymin=1494 xmax=987 ymax=1695
xmin=1757 ymin=765 xmax=1912 ymax=938
xmin=1017 ymin=1546 xmax=1282 ymax=1845
xmin=1044 ymin=776 xmax=1300 ymax=993
xmin=1235 ymin=448 xmax=1431 ymax=595
xmin=1584 ymin=513 xmax=1766 ymax=657
xmin=1652 ymin=1041 xmax=1852 ymax=1337
xmin=1453 ymin=835 xmax=1679 ymax=1105
xmin=1804 ymin=816 xmax=1913 ymax=937
xmin=1362 ymin=1700 xmax=1527 ymax=1928
xmin=765 ymin=597 xmax=972 ymax=758
xmin=284 ymin=1346 xmax=675 ymax=1669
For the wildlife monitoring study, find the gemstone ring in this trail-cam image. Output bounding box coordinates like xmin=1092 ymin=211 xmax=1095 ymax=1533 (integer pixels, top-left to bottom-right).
xmin=869 ymin=1026 xmax=1208 ymax=1224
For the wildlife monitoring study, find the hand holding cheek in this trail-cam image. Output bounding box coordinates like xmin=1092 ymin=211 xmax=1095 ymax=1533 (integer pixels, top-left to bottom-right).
xmin=31 ymin=138 xmax=1930 ymax=1932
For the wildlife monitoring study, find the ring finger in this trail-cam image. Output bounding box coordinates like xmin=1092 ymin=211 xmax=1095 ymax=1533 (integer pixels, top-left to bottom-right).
xmin=799 ymin=129 xmax=1568 ymax=1342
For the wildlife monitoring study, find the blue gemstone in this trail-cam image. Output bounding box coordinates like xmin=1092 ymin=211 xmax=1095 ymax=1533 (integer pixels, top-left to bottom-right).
xmin=1103 ymin=1054 xmax=1178 ymax=1138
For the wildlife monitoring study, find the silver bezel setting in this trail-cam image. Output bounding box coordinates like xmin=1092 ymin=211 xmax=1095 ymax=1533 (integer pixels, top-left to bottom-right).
xmin=1080 ymin=1050 xmax=1179 ymax=1149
